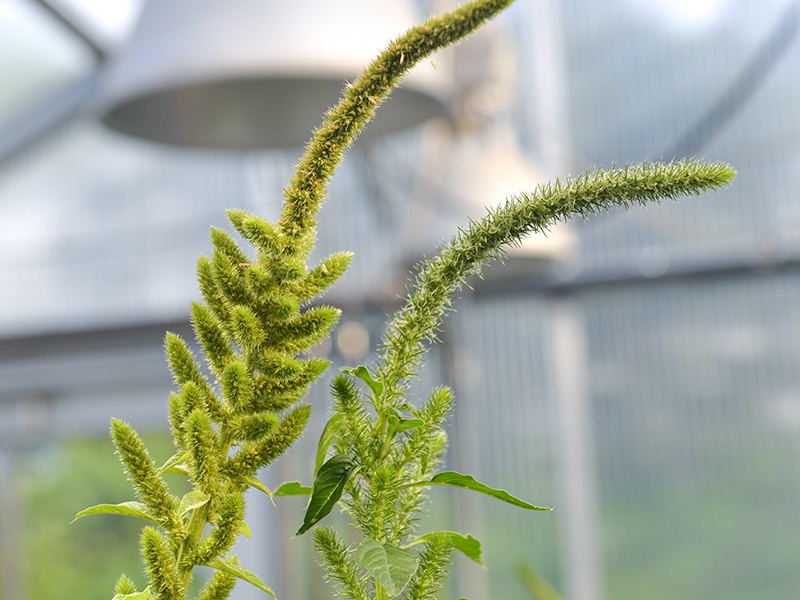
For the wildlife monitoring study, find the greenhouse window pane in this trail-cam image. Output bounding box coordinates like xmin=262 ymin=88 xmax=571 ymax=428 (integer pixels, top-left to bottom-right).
xmin=0 ymin=0 xmax=95 ymax=127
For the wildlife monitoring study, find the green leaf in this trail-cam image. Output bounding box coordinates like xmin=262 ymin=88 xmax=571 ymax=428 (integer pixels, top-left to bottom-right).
xmin=158 ymin=451 xmax=189 ymax=474
xmin=178 ymin=490 xmax=210 ymax=516
xmin=236 ymin=475 xmax=274 ymax=499
xmin=238 ymin=521 xmax=251 ymax=539
xmin=112 ymin=587 xmax=153 ymax=600
xmin=274 ymin=481 xmax=312 ymax=496
xmin=163 ymin=463 xmax=190 ymax=476
xmin=387 ymin=412 xmax=424 ymax=438
xmin=387 ymin=414 xmax=399 ymax=435
xmin=73 ymin=501 xmax=157 ymax=524
xmin=355 ymin=537 xmax=418 ymax=596
xmin=405 ymin=531 xmax=484 ymax=566
xmin=394 ymin=417 xmax=424 ymax=434
xmin=413 ymin=472 xmax=552 ymax=511
xmin=296 ymin=455 xmax=358 ymax=535
xmin=341 ymin=365 xmax=383 ymax=401
xmin=315 ymin=413 xmax=344 ymax=474
xmin=208 ymin=557 xmax=275 ymax=598
xmin=386 ymin=405 xmax=402 ymax=419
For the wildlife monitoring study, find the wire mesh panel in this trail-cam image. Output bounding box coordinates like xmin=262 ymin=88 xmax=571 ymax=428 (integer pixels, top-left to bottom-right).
xmin=449 ymin=295 xmax=561 ymax=600
xmin=584 ymin=271 xmax=800 ymax=600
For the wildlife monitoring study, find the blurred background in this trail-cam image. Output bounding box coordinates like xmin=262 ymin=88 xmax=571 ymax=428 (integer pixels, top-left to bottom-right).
xmin=1 ymin=0 xmax=799 ymax=599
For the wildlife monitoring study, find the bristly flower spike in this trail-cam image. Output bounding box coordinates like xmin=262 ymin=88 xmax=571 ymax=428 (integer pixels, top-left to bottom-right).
xmin=74 ymin=2 xmax=737 ymax=599
xmin=77 ymin=2 xmax=530 ymax=599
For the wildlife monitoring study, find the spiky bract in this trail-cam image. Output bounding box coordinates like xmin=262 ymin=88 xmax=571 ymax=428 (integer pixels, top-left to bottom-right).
xmin=405 ymin=534 xmax=453 ymax=600
xmin=142 ymin=527 xmax=183 ymax=600
xmin=114 ymin=574 xmax=137 ymax=596
xmin=314 ymin=528 xmax=370 ymax=600
xmin=196 ymin=566 xmax=237 ymax=600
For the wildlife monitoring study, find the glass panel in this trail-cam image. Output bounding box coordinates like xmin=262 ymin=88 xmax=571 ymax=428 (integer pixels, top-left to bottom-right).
xmin=0 ymin=0 xmax=95 ymax=125
xmin=557 ymin=0 xmax=800 ymax=275
xmin=45 ymin=0 xmax=143 ymax=49
xmin=586 ymin=273 xmax=800 ymax=599
xmin=450 ymin=297 xmax=561 ymax=600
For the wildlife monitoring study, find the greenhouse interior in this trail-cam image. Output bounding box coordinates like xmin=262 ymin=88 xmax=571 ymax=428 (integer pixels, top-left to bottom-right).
xmin=1 ymin=0 xmax=799 ymax=599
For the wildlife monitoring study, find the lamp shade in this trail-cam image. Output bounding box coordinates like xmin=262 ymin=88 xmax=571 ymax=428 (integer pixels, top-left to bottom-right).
xmin=94 ymin=0 xmax=450 ymax=149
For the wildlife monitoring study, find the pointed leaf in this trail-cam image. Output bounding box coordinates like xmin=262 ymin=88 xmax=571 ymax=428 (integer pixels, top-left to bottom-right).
xmin=355 ymin=537 xmax=418 ymax=596
xmin=405 ymin=531 xmax=484 ymax=566
xmin=162 ymin=463 xmax=190 ymax=476
xmin=73 ymin=502 xmax=157 ymax=524
xmin=387 ymin=413 xmax=424 ymax=438
xmin=274 ymin=481 xmax=312 ymax=496
xmin=394 ymin=418 xmax=424 ymax=434
xmin=208 ymin=558 xmax=276 ymax=598
xmin=112 ymin=587 xmax=153 ymax=600
xmin=296 ymin=455 xmax=358 ymax=535
xmin=386 ymin=406 xmax=402 ymax=419
xmin=414 ymin=472 xmax=552 ymax=511
xmin=238 ymin=521 xmax=251 ymax=539
xmin=315 ymin=413 xmax=344 ymax=473
xmin=341 ymin=366 xmax=383 ymax=400
xmin=387 ymin=414 xmax=399 ymax=433
xmin=158 ymin=451 xmax=189 ymax=474
xmin=236 ymin=475 xmax=274 ymax=499
xmin=178 ymin=490 xmax=210 ymax=516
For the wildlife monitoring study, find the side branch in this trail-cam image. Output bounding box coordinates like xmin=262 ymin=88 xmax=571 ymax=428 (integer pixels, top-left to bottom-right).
xmin=375 ymin=160 xmax=736 ymax=405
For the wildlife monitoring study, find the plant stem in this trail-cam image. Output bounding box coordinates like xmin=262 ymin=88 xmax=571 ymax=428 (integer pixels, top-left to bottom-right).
xmin=179 ymin=501 xmax=210 ymax=587
xmin=376 ymin=582 xmax=389 ymax=600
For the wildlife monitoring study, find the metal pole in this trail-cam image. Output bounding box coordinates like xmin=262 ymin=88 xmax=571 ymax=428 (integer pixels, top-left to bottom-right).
xmin=551 ymin=299 xmax=605 ymax=600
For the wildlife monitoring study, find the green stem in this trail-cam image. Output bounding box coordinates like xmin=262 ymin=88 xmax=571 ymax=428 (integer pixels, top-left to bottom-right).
xmin=374 ymin=409 xmax=394 ymax=463
xmin=178 ymin=501 xmax=210 ymax=587
xmin=178 ymin=438 xmax=232 ymax=585
xmin=377 ymin=434 xmax=393 ymax=464
xmin=376 ymin=581 xmax=389 ymax=600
